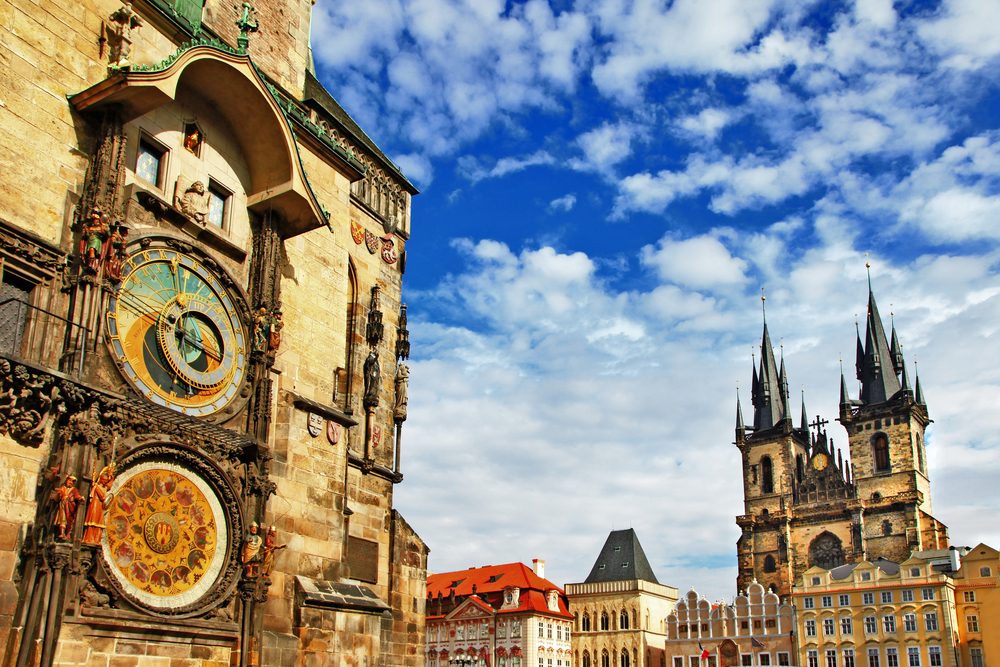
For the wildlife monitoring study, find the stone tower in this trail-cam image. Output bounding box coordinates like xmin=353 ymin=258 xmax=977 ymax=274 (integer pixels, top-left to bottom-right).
xmin=735 ymin=287 xmax=948 ymax=597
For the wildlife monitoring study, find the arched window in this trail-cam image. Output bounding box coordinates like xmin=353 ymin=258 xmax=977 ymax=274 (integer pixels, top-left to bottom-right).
xmin=582 ymin=612 xmax=591 ymax=632
xmin=621 ymin=649 xmax=630 ymax=667
xmin=796 ymin=454 xmax=804 ymax=483
xmin=583 ymin=653 xmax=591 ymax=667
xmin=916 ymin=433 xmax=926 ymax=474
xmin=620 ymin=610 xmax=629 ymax=630
xmin=882 ymin=519 xmax=892 ymax=536
xmin=809 ymin=531 xmax=845 ymax=570
xmin=761 ymin=456 xmax=774 ymax=494
xmin=763 ymin=555 xmax=776 ymax=573
xmin=602 ymin=650 xmax=610 ymax=667
xmin=873 ymin=433 xmax=891 ymax=472
xmin=601 ymin=612 xmax=610 ymax=631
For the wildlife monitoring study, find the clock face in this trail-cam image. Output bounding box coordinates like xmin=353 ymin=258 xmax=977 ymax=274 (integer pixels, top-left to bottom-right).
xmin=107 ymin=247 xmax=247 ymax=416
xmin=812 ymin=452 xmax=828 ymax=470
xmin=103 ymin=461 xmax=228 ymax=609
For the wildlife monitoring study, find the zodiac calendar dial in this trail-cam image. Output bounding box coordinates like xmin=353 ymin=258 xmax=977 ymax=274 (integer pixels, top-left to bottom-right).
xmin=106 ymin=247 xmax=248 ymax=417
xmin=103 ymin=462 xmax=228 ymax=609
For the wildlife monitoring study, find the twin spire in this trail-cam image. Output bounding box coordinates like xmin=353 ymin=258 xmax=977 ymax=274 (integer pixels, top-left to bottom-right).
xmin=739 ymin=280 xmax=925 ymax=436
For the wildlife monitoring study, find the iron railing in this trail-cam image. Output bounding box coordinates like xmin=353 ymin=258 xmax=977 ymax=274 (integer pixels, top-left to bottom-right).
xmin=0 ymin=298 xmax=90 ymax=379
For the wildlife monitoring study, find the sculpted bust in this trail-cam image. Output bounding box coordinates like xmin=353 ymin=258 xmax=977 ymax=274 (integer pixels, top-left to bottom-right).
xmin=177 ymin=181 xmax=208 ymax=224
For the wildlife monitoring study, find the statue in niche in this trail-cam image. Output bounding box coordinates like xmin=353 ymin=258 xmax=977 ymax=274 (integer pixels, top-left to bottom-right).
xmin=268 ymin=310 xmax=283 ymax=352
xmin=105 ymin=2 xmax=143 ymax=69
xmin=363 ymin=351 xmax=380 ymax=410
xmin=183 ymin=127 xmax=201 ymax=155
xmin=50 ymin=475 xmax=84 ymax=541
xmin=261 ymin=526 xmax=286 ymax=576
xmin=242 ymin=522 xmax=262 ymax=577
xmin=253 ymin=307 xmax=270 ymax=353
xmin=394 ymin=363 xmax=409 ymax=422
xmin=177 ymin=181 xmax=209 ymax=224
xmin=81 ymin=465 xmax=115 ymax=546
xmin=80 ymin=205 xmax=109 ymax=273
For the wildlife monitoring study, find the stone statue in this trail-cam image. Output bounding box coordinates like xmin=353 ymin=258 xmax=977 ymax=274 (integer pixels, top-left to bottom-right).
xmin=50 ymin=475 xmax=84 ymax=541
xmin=80 ymin=206 xmax=109 ymax=273
xmin=394 ymin=363 xmax=409 ymax=422
xmin=103 ymin=225 xmax=128 ymax=283
xmin=178 ymin=181 xmax=209 ymax=224
xmin=253 ymin=307 xmax=269 ymax=353
xmin=106 ymin=2 xmax=143 ymax=68
xmin=261 ymin=526 xmax=286 ymax=576
xmin=363 ymin=351 xmax=380 ymax=410
xmin=79 ymin=581 xmax=110 ymax=609
xmin=242 ymin=522 xmax=262 ymax=577
xmin=268 ymin=310 xmax=283 ymax=352
xmin=81 ymin=465 xmax=115 ymax=546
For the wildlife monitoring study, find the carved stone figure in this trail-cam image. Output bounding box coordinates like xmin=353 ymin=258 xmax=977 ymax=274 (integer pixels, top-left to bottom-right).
xmin=80 ymin=581 xmax=110 ymax=609
xmin=82 ymin=465 xmax=115 ymax=546
xmin=253 ymin=307 xmax=269 ymax=353
xmin=393 ymin=363 xmax=409 ymax=422
xmin=105 ymin=2 xmax=143 ymax=68
xmin=80 ymin=205 xmax=109 ymax=273
xmin=178 ymin=181 xmax=209 ymax=224
xmin=363 ymin=351 xmax=380 ymax=410
xmin=242 ymin=522 xmax=262 ymax=577
xmin=51 ymin=476 xmax=84 ymax=540
xmin=268 ymin=310 xmax=283 ymax=352
xmin=261 ymin=526 xmax=286 ymax=576
xmin=103 ymin=225 xmax=128 ymax=283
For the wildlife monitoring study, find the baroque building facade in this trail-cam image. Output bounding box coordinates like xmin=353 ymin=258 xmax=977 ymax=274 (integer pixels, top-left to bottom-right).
xmin=735 ymin=288 xmax=949 ymax=597
xmin=0 ymin=1 xmax=427 ymax=666
xmin=425 ymin=561 xmax=573 ymax=667
xmin=566 ymin=530 xmax=677 ymax=667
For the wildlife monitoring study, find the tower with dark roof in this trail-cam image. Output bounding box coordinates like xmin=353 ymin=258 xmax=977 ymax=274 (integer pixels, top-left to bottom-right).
xmin=734 ymin=285 xmax=948 ymax=599
xmin=567 ymin=530 xmax=677 ymax=667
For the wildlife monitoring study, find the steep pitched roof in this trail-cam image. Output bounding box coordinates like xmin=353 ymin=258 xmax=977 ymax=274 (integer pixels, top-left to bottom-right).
xmin=752 ymin=322 xmax=786 ymax=430
xmin=858 ymin=288 xmax=902 ymax=405
xmin=584 ymin=529 xmax=659 ymax=584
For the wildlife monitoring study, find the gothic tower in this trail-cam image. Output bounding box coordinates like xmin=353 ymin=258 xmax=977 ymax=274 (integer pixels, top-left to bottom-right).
xmin=734 ymin=283 xmax=946 ymax=599
xmin=838 ymin=284 xmax=948 ymax=562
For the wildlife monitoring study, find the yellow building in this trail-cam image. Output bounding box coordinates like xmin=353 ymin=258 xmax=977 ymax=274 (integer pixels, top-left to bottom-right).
xmin=567 ymin=530 xmax=678 ymax=667
xmin=791 ymin=556 xmax=958 ymax=667
xmin=0 ymin=0 xmax=427 ymax=665
xmin=953 ymin=544 xmax=999 ymax=667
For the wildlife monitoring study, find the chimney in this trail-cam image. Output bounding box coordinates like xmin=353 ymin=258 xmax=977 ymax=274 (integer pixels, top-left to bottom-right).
xmin=533 ymin=559 xmax=545 ymax=579
xmin=949 ymin=546 xmax=961 ymax=572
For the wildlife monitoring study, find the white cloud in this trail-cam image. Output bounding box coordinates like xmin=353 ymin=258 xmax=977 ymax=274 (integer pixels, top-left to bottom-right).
xmin=677 ymin=108 xmax=737 ymax=142
xmin=548 ymin=193 xmax=577 ymax=212
xmin=399 ymin=232 xmax=1000 ymax=599
xmin=569 ymin=121 xmax=641 ymax=173
xmin=391 ymin=152 xmax=434 ymax=188
xmin=640 ymin=234 xmax=750 ymax=291
xmin=456 ymin=150 xmax=556 ymax=184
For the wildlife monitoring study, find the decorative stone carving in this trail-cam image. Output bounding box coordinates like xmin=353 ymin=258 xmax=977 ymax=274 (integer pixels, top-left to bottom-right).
xmin=80 ymin=581 xmax=111 ymax=609
xmin=104 ymin=2 xmax=143 ymax=69
xmin=79 ymin=205 xmax=110 ymax=273
xmin=307 ymin=413 xmax=322 ymax=437
xmin=261 ymin=526 xmax=285 ymax=576
xmin=394 ymin=364 xmax=408 ymax=422
xmin=81 ymin=465 xmax=115 ymax=546
xmin=363 ymin=351 xmax=380 ymax=411
xmin=268 ymin=310 xmax=283 ymax=352
xmin=176 ymin=178 xmax=209 ymax=224
xmin=242 ymin=522 xmax=262 ymax=577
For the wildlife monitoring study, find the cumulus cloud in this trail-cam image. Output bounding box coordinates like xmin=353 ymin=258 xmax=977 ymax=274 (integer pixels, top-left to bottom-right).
xmin=399 ymin=232 xmax=1000 ymax=598
xmin=548 ymin=193 xmax=577 ymax=212
xmin=569 ymin=121 xmax=642 ymax=174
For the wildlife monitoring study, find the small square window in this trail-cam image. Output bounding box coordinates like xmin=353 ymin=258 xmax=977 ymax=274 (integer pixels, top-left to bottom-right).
xmin=901 ymin=590 xmax=913 ymax=602
xmin=910 ymin=567 xmax=920 ymax=576
xmin=812 ymin=576 xmax=822 ymax=585
xmin=821 ymin=595 xmax=833 ymax=607
xmin=839 ymin=594 xmax=850 ymax=606
xmin=136 ymin=137 xmax=166 ymax=187
xmin=980 ymin=566 xmax=992 ymax=577
xmin=922 ymin=588 xmax=935 ymax=600
xmin=861 ymin=572 xmax=872 ymax=581
xmin=881 ymin=591 xmax=893 ymax=603
xmin=863 ymin=593 xmax=874 ymax=605
xmin=964 ymin=591 xmax=976 ymax=603
xmin=804 ymin=597 xmax=815 ymax=609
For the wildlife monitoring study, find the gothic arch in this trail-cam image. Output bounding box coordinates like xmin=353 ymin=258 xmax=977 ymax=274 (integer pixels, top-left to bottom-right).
xmin=872 ymin=432 xmax=891 ymax=472
xmin=761 ymin=455 xmax=774 ymax=493
xmin=809 ymin=531 xmax=845 ymax=570
xmin=763 ymin=555 xmax=776 ymax=573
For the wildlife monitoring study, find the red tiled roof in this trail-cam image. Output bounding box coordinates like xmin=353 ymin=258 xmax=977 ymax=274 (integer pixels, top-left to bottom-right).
xmin=426 ymin=562 xmax=572 ymax=618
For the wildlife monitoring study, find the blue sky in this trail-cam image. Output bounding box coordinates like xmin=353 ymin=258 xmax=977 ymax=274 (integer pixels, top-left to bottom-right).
xmin=312 ymin=0 xmax=1000 ymax=602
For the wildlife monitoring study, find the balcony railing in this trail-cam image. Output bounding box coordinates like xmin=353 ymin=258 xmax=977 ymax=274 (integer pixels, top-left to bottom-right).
xmin=0 ymin=298 xmax=90 ymax=379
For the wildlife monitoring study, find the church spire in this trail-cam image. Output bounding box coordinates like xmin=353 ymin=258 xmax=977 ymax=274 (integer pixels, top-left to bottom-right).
xmin=915 ymin=363 xmax=926 ymax=406
xmin=736 ymin=391 xmax=746 ymax=433
xmin=752 ymin=296 xmax=785 ymax=431
xmin=857 ymin=278 xmax=902 ymax=405
xmin=800 ymin=390 xmax=808 ymax=431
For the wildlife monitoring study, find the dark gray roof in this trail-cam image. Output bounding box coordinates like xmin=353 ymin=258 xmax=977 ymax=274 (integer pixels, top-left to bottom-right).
xmin=303 ymin=71 xmax=418 ymax=194
xmin=584 ymin=529 xmax=659 ymax=585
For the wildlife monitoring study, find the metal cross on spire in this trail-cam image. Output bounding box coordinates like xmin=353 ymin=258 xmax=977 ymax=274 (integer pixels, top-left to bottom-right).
xmin=808 ymin=415 xmax=829 ymax=437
